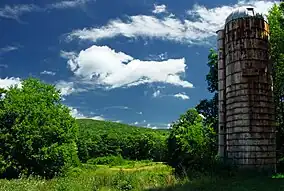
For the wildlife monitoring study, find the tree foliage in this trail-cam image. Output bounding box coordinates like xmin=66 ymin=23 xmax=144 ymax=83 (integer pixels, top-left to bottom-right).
xmin=267 ymin=2 xmax=284 ymax=170
xmin=167 ymin=109 xmax=216 ymax=175
xmin=0 ymin=78 xmax=79 ymax=179
xmin=206 ymin=48 xmax=218 ymax=93
xmin=196 ymin=48 xmax=218 ymax=132
xmin=76 ymin=119 xmax=169 ymax=163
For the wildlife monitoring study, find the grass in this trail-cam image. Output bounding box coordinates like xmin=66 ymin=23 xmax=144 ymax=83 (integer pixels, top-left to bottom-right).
xmin=0 ymin=162 xmax=180 ymax=191
xmin=150 ymin=174 xmax=284 ymax=191
xmin=1 ymin=162 xmax=284 ymax=191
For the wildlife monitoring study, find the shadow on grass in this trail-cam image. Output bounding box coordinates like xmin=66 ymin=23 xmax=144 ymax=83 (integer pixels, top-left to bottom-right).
xmin=145 ymin=174 xmax=284 ymax=191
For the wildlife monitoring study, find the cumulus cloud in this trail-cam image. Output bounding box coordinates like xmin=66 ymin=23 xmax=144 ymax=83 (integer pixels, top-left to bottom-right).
xmin=67 ymin=0 xmax=277 ymax=45
xmin=0 ymin=77 xmax=22 ymax=89
xmin=152 ymin=4 xmax=167 ymax=14
xmin=65 ymin=45 xmax=193 ymax=89
xmin=40 ymin=70 xmax=56 ymax=76
xmin=174 ymin=93 xmax=189 ymax=100
xmin=69 ymin=106 xmax=105 ymax=120
xmin=55 ymin=81 xmax=75 ymax=96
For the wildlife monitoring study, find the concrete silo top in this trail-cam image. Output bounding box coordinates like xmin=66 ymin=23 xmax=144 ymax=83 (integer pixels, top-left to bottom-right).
xmin=225 ymin=6 xmax=265 ymax=24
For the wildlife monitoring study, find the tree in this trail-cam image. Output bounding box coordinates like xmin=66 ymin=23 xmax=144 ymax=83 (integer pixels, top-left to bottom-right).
xmin=196 ymin=48 xmax=218 ymax=132
xmin=267 ymin=2 xmax=284 ymax=171
xmin=167 ymin=108 xmax=216 ymax=175
xmin=206 ymin=48 xmax=218 ymax=93
xmin=0 ymin=78 xmax=80 ymax=179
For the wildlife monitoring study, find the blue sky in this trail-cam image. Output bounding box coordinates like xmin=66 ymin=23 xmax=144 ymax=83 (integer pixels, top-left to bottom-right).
xmin=0 ymin=0 xmax=278 ymax=128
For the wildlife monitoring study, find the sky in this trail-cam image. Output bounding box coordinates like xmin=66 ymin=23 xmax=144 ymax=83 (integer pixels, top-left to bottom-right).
xmin=0 ymin=0 xmax=279 ymax=129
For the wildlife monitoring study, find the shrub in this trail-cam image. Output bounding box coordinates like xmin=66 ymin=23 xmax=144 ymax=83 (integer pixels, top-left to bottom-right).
xmin=0 ymin=78 xmax=80 ymax=179
xmin=87 ymin=155 xmax=126 ymax=166
xmin=167 ymin=108 xmax=216 ymax=176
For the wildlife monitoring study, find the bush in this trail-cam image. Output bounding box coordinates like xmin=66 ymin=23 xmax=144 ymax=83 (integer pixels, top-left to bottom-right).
xmin=0 ymin=78 xmax=80 ymax=179
xmin=167 ymin=108 xmax=216 ymax=176
xmin=87 ymin=155 xmax=126 ymax=166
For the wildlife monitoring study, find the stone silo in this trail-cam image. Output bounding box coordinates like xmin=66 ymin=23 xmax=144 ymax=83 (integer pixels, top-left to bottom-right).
xmin=217 ymin=6 xmax=276 ymax=171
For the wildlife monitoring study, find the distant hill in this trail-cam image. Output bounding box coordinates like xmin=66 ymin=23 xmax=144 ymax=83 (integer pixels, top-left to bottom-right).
xmin=76 ymin=119 xmax=169 ymax=163
xmin=76 ymin=119 xmax=169 ymax=135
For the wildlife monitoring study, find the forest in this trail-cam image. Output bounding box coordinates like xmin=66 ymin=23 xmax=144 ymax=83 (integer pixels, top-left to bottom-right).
xmin=0 ymin=2 xmax=284 ymax=191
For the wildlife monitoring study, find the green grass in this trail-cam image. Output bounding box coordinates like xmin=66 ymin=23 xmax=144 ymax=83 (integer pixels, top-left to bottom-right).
xmin=1 ymin=161 xmax=284 ymax=191
xmin=0 ymin=162 xmax=179 ymax=191
xmin=150 ymin=173 xmax=284 ymax=191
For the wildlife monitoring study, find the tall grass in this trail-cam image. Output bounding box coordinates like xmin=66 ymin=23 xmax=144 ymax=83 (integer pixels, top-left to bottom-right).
xmin=0 ymin=162 xmax=180 ymax=191
xmin=1 ymin=161 xmax=284 ymax=191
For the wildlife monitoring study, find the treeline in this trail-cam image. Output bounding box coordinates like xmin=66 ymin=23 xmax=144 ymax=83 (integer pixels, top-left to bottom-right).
xmin=0 ymin=76 xmax=215 ymax=179
xmin=76 ymin=119 xmax=169 ymax=163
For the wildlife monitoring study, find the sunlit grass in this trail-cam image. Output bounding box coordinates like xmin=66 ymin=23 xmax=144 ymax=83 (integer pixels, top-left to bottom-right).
xmin=1 ymin=162 xmax=284 ymax=191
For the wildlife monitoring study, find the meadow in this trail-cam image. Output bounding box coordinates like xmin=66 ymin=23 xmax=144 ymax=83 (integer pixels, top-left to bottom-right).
xmin=1 ymin=161 xmax=284 ymax=191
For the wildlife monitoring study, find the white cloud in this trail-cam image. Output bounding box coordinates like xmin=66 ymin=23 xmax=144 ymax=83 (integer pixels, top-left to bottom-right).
xmin=137 ymin=111 xmax=143 ymax=115
xmin=0 ymin=0 xmax=95 ymax=20
xmin=152 ymin=4 xmax=167 ymax=14
xmin=49 ymin=0 xmax=94 ymax=9
xmin=60 ymin=50 xmax=78 ymax=71
xmin=174 ymin=92 xmax=189 ymax=100
xmin=103 ymin=106 xmax=130 ymax=110
xmin=134 ymin=121 xmax=139 ymax=125
xmin=144 ymin=122 xmax=171 ymax=129
xmin=40 ymin=70 xmax=56 ymax=76
xmin=0 ymin=4 xmax=39 ymax=20
xmin=70 ymin=107 xmax=85 ymax=118
xmin=90 ymin=116 xmax=105 ymax=121
xmin=65 ymin=45 xmax=193 ymax=89
xmin=67 ymin=0 xmax=277 ymax=45
xmin=55 ymin=81 xmax=75 ymax=96
xmin=153 ymin=90 xmax=161 ymax=97
xmin=69 ymin=106 xmax=105 ymax=120
xmin=0 ymin=77 xmax=22 ymax=89
xmin=0 ymin=46 xmax=19 ymax=53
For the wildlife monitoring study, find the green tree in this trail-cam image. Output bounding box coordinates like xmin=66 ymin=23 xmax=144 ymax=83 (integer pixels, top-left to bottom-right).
xmin=167 ymin=108 xmax=216 ymax=175
xmin=206 ymin=48 xmax=218 ymax=93
xmin=196 ymin=48 xmax=218 ymax=132
xmin=267 ymin=2 xmax=284 ymax=171
xmin=0 ymin=78 xmax=79 ymax=179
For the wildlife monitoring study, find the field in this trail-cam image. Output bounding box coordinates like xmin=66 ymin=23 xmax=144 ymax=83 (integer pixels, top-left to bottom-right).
xmin=1 ymin=161 xmax=284 ymax=191
xmin=0 ymin=162 xmax=178 ymax=191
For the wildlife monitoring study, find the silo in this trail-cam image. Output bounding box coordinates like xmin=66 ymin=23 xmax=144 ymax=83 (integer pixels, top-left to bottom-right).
xmin=218 ymin=6 xmax=276 ymax=171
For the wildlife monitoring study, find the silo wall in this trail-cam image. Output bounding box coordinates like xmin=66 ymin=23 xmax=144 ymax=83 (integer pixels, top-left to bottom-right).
xmin=224 ymin=16 xmax=276 ymax=170
xmin=217 ymin=29 xmax=226 ymax=159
